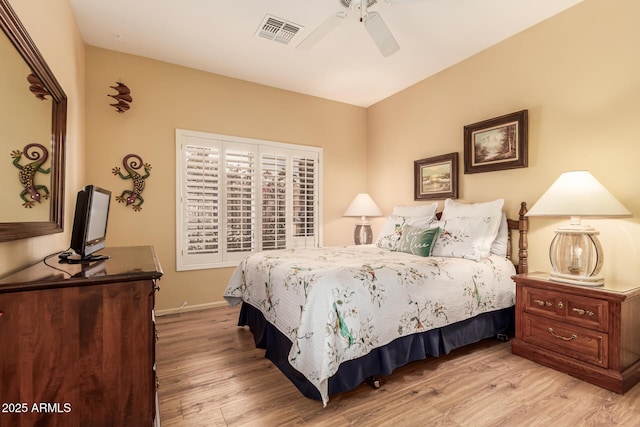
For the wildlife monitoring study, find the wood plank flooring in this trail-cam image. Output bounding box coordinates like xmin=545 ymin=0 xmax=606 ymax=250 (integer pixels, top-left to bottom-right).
xmin=156 ymin=305 xmax=640 ymax=426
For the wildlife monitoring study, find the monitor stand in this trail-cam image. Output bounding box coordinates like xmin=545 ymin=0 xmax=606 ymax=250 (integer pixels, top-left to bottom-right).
xmin=58 ymin=252 xmax=110 ymax=264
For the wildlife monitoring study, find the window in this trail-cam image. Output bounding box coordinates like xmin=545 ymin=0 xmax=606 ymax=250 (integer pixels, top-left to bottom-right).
xmin=176 ymin=129 xmax=322 ymax=270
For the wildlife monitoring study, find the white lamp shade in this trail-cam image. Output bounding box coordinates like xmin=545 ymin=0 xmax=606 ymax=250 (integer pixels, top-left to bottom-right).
xmin=526 ymin=171 xmax=631 ymax=218
xmin=526 ymin=170 xmax=631 ymax=286
xmin=343 ymin=193 xmax=382 ymax=217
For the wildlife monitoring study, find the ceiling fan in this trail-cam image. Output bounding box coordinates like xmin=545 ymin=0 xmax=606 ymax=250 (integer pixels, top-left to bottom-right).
xmin=297 ymin=0 xmax=401 ymax=57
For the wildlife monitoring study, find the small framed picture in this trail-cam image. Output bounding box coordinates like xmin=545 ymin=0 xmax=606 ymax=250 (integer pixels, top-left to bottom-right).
xmin=414 ymin=152 xmax=458 ymax=200
xmin=464 ymin=110 xmax=528 ymax=174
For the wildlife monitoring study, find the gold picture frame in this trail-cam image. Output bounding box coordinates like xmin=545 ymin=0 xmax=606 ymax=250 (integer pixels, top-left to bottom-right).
xmin=414 ymin=152 xmax=458 ymax=200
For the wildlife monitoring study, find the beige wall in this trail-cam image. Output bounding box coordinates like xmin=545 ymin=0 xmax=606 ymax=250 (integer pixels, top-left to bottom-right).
xmin=0 ymin=31 xmax=51 ymax=222
xmin=368 ymin=0 xmax=640 ymax=285
xmin=84 ymin=48 xmax=367 ymax=311
xmin=0 ymin=0 xmax=85 ymax=276
xmin=4 ymin=0 xmax=639 ymax=309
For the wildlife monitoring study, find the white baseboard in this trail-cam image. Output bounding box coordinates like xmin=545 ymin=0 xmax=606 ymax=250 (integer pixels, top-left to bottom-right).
xmin=155 ymin=301 xmax=227 ymax=317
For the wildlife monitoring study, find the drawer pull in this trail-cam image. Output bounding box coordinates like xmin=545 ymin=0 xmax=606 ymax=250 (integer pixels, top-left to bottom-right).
xmin=547 ymin=327 xmax=577 ymax=341
xmin=533 ymin=299 xmax=552 ymax=307
xmin=572 ymin=307 xmax=595 ymax=316
xmin=557 ymin=301 xmax=564 ymax=309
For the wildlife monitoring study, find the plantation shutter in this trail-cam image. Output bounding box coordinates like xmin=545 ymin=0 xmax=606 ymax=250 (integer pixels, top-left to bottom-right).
xmin=224 ymin=143 xmax=257 ymax=262
xmin=291 ymin=153 xmax=318 ymax=247
xmin=260 ymin=152 xmax=287 ymax=250
xmin=178 ymin=135 xmax=222 ymax=268
xmin=177 ymin=129 xmax=322 ymax=271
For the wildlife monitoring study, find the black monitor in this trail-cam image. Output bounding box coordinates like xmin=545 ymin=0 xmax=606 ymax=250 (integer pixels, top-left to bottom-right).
xmin=68 ymin=185 xmax=112 ymax=262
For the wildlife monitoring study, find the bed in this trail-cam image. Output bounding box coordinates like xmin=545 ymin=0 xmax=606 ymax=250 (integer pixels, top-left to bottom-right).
xmin=224 ymin=199 xmax=529 ymax=406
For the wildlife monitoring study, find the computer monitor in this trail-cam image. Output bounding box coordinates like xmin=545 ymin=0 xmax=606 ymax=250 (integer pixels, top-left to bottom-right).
xmin=69 ymin=185 xmax=111 ymax=262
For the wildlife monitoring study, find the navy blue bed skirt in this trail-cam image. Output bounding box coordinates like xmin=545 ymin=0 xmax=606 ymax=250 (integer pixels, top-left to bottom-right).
xmin=237 ymin=302 xmax=514 ymax=401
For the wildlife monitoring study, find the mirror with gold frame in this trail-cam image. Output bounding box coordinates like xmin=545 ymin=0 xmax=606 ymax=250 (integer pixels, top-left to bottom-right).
xmin=0 ymin=0 xmax=67 ymax=242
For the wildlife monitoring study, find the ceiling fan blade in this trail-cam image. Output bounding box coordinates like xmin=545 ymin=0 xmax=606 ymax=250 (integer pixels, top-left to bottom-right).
xmin=297 ymin=13 xmax=345 ymax=50
xmin=364 ymin=11 xmax=399 ymax=57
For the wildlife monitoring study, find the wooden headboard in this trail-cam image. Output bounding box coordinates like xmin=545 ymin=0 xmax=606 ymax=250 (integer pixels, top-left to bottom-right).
xmin=507 ymin=201 xmax=528 ymax=274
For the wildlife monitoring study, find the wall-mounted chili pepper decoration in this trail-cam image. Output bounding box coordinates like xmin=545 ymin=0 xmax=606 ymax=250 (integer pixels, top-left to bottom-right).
xmin=108 ymin=82 xmax=132 ymax=113
xmin=27 ymin=73 xmax=50 ymax=100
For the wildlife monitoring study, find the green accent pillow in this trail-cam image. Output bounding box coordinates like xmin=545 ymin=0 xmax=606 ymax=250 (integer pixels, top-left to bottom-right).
xmin=396 ymin=225 xmax=441 ymax=257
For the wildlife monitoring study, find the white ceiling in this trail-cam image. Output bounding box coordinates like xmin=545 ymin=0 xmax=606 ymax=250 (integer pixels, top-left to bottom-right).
xmin=70 ymin=0 xmax=582 ymax=107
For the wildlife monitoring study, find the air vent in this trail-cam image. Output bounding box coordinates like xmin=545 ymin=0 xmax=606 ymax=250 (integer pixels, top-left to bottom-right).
xmin=257 ymin=15 xmax=303 ymax=45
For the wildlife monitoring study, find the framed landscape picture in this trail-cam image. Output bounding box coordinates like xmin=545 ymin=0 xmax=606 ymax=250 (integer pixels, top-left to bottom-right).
xmin=464 ymin=110 xmax=528 ymax=174
xmin=414 ymin=152 xmax=458 ymax=200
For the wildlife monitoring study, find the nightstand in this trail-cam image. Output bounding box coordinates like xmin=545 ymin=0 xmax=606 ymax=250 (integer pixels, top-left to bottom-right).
xmin=511 ymin=272 xmax=640 ymax=393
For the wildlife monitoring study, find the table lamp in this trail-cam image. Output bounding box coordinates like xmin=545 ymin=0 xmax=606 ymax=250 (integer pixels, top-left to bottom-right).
xmin=526 ymin=171 xmax=631 ymax=286
xmin=343 ymin=193 xmax=382 ymax=245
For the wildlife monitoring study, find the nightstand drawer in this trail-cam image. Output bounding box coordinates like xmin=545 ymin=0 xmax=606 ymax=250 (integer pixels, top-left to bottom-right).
xmin=521 ymin=312 xmax=609 ymax=368
xmin=522 ymin=286 xmax=609 ymax=331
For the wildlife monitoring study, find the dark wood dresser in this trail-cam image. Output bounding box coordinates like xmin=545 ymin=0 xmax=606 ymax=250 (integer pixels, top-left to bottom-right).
xmin=512 ymin=272 xmax=640 ymax=394
xmin=0 ymin=246 xmax=162 ymax=427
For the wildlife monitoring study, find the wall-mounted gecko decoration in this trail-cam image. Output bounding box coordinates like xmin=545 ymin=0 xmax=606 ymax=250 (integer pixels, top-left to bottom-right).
xmin=11 ymin=143 xmax=50 ymax=208
xmin=112 ymin=154 xmax=151 ymax=211
xmin=108 ymin=82 xmax=132 ymax=113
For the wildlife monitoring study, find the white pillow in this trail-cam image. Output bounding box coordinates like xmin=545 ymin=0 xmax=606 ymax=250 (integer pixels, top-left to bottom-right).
xmin=441 ymin=198 xmax=504 ymax=220
xmin=375 ymin=215 xmax=435 ymax=251
xmin=431 ymin=216 xmax=502 ymax=261
xmin=491 ymin=213 xmax=509 ymax=257
xmin=392 ymin=203 xmax=438 ymax=218
xmin=441 ymin=198 xmax=506 ymax=257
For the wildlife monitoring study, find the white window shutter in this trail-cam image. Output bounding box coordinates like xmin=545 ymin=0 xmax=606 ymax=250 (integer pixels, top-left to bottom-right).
xmin=291 ymin=154 xmax=318 ymax=248
xmin=177 ymin=133 xmax=223 ymax=269
xmin=223 ymin=144 xmax=257 ymax=261
xmin=177 ymin=129 xmax=322 ymax=270
xmin=260 ymin=152 xmax=288 ymax=250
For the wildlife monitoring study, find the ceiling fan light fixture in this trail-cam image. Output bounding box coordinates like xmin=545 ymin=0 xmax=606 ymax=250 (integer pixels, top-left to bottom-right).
xmin=297 ymin=0 xmax=399 ymax=57
xmin=340 ymin=0 xmax=378 ymax=9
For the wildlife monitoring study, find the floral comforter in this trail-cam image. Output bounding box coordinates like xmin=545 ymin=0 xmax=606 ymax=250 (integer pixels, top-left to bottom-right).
xmin=224 ymin=245 xmax=516 ymax=405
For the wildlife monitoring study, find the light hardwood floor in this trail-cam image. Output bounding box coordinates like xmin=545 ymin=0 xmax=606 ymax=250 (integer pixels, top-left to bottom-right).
xmin=156 ymin=305 xmax=640 ymax=426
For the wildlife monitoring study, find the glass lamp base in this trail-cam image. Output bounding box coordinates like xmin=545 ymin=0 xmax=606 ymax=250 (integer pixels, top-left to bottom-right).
xmin=549 ymin=272 xmax=604 ymax=286
xmin=354 ymin=224 xmax=373 ymax=245
xmin=548 ymin=226 xmax=604 ymax=286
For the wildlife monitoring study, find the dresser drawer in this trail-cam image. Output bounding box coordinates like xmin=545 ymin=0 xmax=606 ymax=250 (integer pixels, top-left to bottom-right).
xmin=522 ymin=286 xmax=609 ymax=331
xmin=521 ymin=312 xmax=609 ymax=368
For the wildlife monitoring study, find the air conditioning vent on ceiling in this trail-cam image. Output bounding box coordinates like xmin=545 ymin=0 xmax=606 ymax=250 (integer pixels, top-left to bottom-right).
xmin=257 ymin=15 xmax=303 ymax=45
